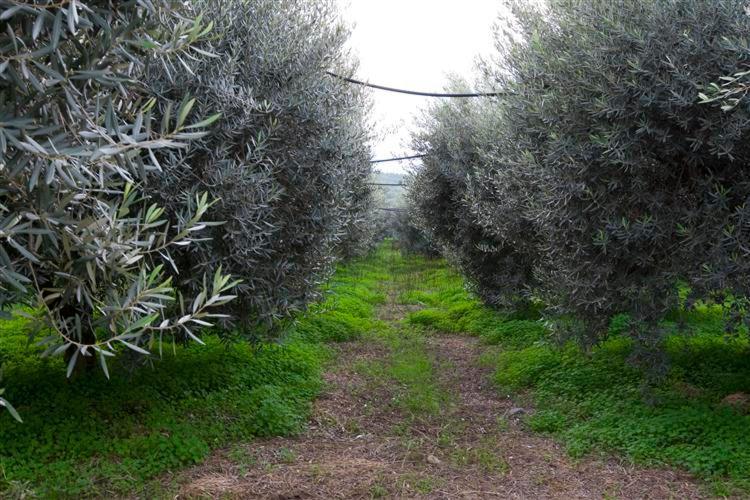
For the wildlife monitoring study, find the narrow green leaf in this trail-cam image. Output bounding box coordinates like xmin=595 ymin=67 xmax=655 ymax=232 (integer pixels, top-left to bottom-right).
xmin=119 ymin=340 xmax=151 ymax=356
xmin=0 ymin=398 xmax=22 ymax=423
xmin=161 ymin=102 xmax=173 ymax=134
xmin=98 ymin=351 xmax=110 ymax=379
xmin=176 ymin=98 xmax=196 ymax=130
xmin=66 ymin=347 xmax=79 ymax=378
xmin=184 ymin=113 xmax=222 ymax=129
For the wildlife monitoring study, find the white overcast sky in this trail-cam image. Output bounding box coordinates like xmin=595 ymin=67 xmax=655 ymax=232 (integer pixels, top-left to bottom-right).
xmin=335 ymin=0 xmax=505 ymax=174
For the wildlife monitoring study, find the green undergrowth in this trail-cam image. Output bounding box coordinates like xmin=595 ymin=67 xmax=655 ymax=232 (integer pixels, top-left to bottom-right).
xmin=0 ymin=251 xmax=387 ymax=498
xmin=400 ymin=266 xmax=546 ymax=348
xmin=354 ymin=246 xmax=452 ymax=420
xmin=6 ymin=242 xmax=750 ymax=496
xmin=398 ymin=251 xmax=750 ymax=494
xmin=358 ymin=325 xmax=451 ymax=419
xmin=293 ymin=253 xmax=387 ymax=342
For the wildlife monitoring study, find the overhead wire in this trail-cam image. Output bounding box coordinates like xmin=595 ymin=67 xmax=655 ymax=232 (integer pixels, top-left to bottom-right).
xmin=370 ymin=154 xmax=426 ymax=163
xmin=332 ymin=68 xmax=488 ymax=212
xmin=327 ymin=71 xmax=505 ymax=98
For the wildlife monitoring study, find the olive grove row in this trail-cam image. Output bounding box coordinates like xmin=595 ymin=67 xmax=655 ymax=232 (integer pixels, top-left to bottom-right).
xmin=406 ymin=0 xmax=750 ymax=373
xmin=0 ymin=0 xmax=373 ymax=419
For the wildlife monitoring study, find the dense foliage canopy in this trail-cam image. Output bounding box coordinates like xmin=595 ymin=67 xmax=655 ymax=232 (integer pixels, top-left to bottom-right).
xmin=147 ymin=0 xmax=374 ymax=339
xmin=0 ymin=0 xmax=374 ymax=419
xmin=0 ymin=0 xmax=239 ymax=409
xmin=408 ymin=0 xmax=750 ymax=369
xmin=409 ymin=86 xmax=541 ymax=307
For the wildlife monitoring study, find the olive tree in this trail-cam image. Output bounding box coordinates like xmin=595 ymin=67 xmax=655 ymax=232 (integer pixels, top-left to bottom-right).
xmin=408 ymin=1 xmax=750 ymax=375
xmin=408 ymin=84 xmax=541 ymax=307
xmin=392 ymin=206 xmax=437 ymax=257
xmin=146 ymin=0 xmax=374 ymax=339
xmin=487 ymin=0 xmax=750 ymax=367
xmin=0 ymin=1 xmax=237 ymax=420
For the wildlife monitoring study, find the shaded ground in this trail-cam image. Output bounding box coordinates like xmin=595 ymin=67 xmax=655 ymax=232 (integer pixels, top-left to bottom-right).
xmin=164 ymin=272 xmax=704 ymax=499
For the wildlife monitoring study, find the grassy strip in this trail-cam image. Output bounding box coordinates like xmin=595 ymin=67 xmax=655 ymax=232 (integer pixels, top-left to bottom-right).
xmin=0 ymin=254 xmax=386 ymax=498
xmin=359 ymin=247 xmax=509 ymax=483
xmin=353 ymin=247 xmax=452 ymax=420
xmin=357 ymin=326 xmax=450 ymax=419
xmin=400 ymin=256 xmax=750 ymax=495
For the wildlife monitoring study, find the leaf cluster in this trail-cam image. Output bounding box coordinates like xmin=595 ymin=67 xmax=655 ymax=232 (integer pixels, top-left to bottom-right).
xmin=0 ymin=1 xmax=239 ymax=417
xmin=408 ymin=80 xmax=542 ymax=308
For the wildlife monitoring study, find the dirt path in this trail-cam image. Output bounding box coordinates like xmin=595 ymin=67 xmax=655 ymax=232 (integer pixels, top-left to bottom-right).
xmin=173 ymin=336 xmax=701 ymax=499
xmin=170 ymin=282 xmax=704 ymax=499
xmin=424 ymin=335 xmax=701 ymax=499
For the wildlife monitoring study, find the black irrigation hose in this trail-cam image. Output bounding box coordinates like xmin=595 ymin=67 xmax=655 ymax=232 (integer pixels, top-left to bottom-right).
xmin=327 ymin=71 xmax=506 ymax=98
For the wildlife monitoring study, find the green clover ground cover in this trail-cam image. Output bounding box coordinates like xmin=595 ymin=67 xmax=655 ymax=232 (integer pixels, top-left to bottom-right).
xmin=400 ymin=257 xmax=750 ymax=495
xmin=5 ymin=244 xmax=750 ymax=496
xmin=0 ymin=253 xmax=386 ymax=497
